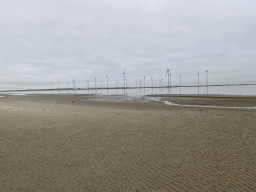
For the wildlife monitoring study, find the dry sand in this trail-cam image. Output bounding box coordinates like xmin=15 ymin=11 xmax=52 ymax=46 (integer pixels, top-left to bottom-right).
xmin=0 ymin=94 xmax=256 ymax=192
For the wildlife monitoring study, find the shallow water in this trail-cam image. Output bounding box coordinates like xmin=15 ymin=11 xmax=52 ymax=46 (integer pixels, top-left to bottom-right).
xmin=149 ymin=97 xmax=256 ymax=110
xmin=1 ymin=85 xmax=256 ymax=96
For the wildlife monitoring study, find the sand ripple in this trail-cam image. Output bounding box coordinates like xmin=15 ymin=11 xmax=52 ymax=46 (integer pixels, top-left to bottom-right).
xmin=0 ymin=95 xmax=256 ymax=191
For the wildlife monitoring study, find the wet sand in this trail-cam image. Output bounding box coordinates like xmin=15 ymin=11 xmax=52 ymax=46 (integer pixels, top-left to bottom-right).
xmin=0 ymin=94 xmax=256 ymax=191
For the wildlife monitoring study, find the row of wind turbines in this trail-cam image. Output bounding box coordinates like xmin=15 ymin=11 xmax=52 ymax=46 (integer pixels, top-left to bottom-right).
xmin=50 ymin=68 xmax=210 ymax=93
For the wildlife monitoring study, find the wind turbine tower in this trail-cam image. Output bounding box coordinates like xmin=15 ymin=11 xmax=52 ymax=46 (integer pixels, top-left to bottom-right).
xmin=73 ymin=79 xmax=75 ymax=90
xmin=166 ymin=69 xmax=169 ymax=87
xmin=166 ymin=69 xmax=171 ymax=87
xmin=57 ymin=79 xmax=60 ymax=89
xmin=206 ymin=68 xmax=209 ymax=94
xmin=106 ymin=75 xmax=108 ymax=89
xmin=123 ymin=70 xmax=126 ymax=89
xmin=115 ymin=80 xmax=119 ymax=93
xmin=179 ymin=74 xmax=181 ymax=94
xmin=197 ymin=70 xmax=200 ymax=94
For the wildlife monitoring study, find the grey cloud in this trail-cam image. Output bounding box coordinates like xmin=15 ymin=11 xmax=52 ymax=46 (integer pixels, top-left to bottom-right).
xmin=0 ymin=0 xmax=256 ymax=89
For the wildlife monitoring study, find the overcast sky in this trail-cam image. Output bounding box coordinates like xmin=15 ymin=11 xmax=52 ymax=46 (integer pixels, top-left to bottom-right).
xmin=0 ymin=0 xmax=256 ymax=90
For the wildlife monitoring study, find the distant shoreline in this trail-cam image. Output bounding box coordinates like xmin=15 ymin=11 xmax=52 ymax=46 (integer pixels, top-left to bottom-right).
xmin=0 ymin=83 xmax=255 ymax=93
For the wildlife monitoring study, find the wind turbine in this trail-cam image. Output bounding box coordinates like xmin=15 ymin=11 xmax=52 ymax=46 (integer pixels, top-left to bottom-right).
xmin=197 ymin=70 xmax=200 ymax=94
xmin=57 ymin=78 xmax=60 ymax=89
xmin=159 ymin=79 xmax=163 ymax=87
xmin=115 ymin=79 xmax=119 ymax=93
xmin=123 ymin=70 xmax=126 ymax=89
xmin=94 ymin=77 xmax=97 ymax=89
xmin=106 ymin=75 xmax=108 ymax=89
xmin=151 ymin=77 xmax=154 ymax=93
xmin=143 ymin=76 xmax=146 ymax=94
xmin=73 ymin=79 xmax=75 ymax=90
xmin=166 ymin=69 xmax=171 ymax=87
xmin=139 ymin=79 xmax=142 ymax=94
xmin=206 ymin=68 xmax=209 ymax=94
xmin=179 ymin=74 xmax=181 ymax=94
xmin=160 ymin=79 xmax=163 ymax=93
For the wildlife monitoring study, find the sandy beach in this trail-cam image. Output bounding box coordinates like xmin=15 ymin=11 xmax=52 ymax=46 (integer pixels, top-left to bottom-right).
xmin=0 ymin=94 xmax=256 ymax=192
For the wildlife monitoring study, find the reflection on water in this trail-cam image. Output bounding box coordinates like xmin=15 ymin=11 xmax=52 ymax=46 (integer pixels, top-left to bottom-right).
xmin=1 ymin=85 xmax=256 ymax=96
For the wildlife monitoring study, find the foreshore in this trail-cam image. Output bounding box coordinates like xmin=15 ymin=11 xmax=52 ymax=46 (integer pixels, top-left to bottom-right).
xmin=1 ymin=94 xmax=256 ymax=191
